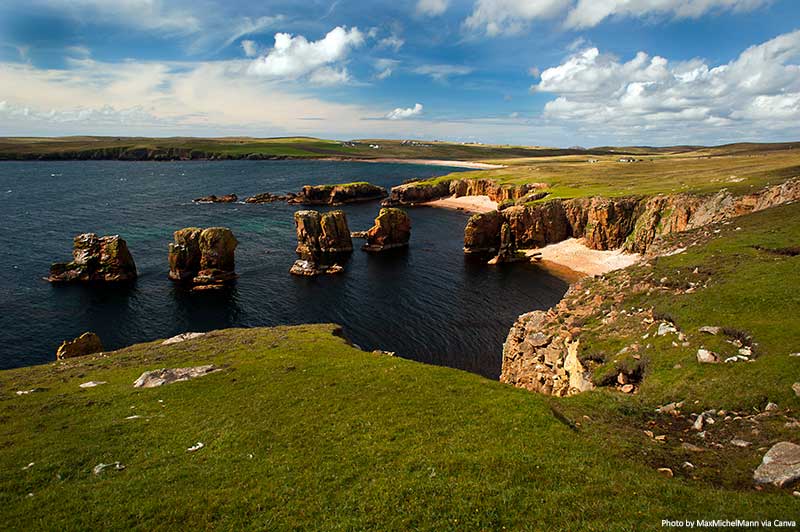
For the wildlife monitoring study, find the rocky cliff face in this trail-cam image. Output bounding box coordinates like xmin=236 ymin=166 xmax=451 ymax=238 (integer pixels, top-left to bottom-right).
xmin=291 ymin=210 xmax=353 ymax=276
xmin=465 ymin=178 xmax=800 ymax=256
xmin=168 ymin=227 xmax=238 ymax=288
xmin=499 ymin=177 xmax=800 ymax=397
xmin=48 ymin=234 xmax=137 ymax=283
xmin=291 ymin=183 xmax=388 ymax=205
xmin=383 ymin=178 xmax=544 ymax=206
xmin=363 ymin=208 xmax=411 ymax=252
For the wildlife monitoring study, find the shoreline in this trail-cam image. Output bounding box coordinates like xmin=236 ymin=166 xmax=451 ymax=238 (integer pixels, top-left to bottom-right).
xmin=342 ymin=158 xmax=506 ymax=170
xmin=531 ymin=238 xmax=641 ymax=278
xmin=422 ymin=194 xmax=498 ymax=213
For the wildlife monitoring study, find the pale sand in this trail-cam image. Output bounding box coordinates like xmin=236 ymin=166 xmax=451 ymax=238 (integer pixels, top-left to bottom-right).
xmin=424 ymin=195 xmax=498 ymax=213
xmin=531 ymin=238 xmax=640 ymax=278
xmin=347 ymin=158 xmax=506 ymax=170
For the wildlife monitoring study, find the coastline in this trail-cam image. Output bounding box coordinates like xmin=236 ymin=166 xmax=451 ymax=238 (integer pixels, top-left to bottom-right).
xmin=423 ymin=194 xmax=498 ymax=213
xmin=343 ymin=158 xmax=506 ymax=170
xmin=531 ymin=238 xmax=641 ymax=278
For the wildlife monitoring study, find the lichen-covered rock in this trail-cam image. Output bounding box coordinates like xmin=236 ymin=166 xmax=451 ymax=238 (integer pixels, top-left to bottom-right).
xmin=363 ymin=208 xmax=411 ymax=252
xmin=463 ymin=210 xmax=503 ymax=255
xmin=133 ymin=365 xmax=220 ymax=388
xmin=503 ymin=202 xmax=570 ymax=249
xmin=168 ymin=227 xmax=237 ymax=286
xmin=291 ymin=182 xmax=387 ymax=205
xmin=291 ymin=210 xmax=352 ymax=276
xmin=753 ymin=442 xmax=800 ymax=487
xmin=48 ymin=234 xmax=137 ymax=283
xmin=488 ymin=221 xmax=527 ymax=264
xmin=385 ymin=178 xmax=544 ymax=207
xmin=168 ymin=227 xmax=202 ymax=282
xmin=56 ymin=332 xmax=103 ymax=360
xmin=382 ymin=180 xmax=452 ymax=206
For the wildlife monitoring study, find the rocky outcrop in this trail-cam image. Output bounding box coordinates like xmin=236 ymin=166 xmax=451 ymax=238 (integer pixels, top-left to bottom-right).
xmin=290 ymin=182 xmax=388 ymax=205
xmin=133 ymin=365 xmax=220 ymax=388
xmin=244 ymin=192 xmax=296 ymax=203
xmin=753 ymin=442 xmax=800 ymax=488
xmin=290 ymin=210 xmax=352 ymax=276
xmin=363 ymin=208 xmax=411 ymax=252
xmin=56 ymin=332 xmax=103 ymax=360
xmin=193 ymin=193 xmax=238 ymax=203
xmin=383 ymin=178 xmax=544 ymax=207
xmin=465 ymin=178 xmax=800 ymax=256
xmin=168 ymin=227 xmax=238 ymax=288
xmin=48 ymin=234 xmax=137 ymax=283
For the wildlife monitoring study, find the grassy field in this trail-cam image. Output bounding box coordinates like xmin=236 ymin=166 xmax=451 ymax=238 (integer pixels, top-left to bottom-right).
xmin=427 ymin=143 xmax=800 ymax=199
xmin=2 ymin=203 xmax=799 ymax=531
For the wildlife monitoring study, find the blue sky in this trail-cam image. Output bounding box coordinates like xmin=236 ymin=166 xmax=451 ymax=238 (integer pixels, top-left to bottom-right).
xmin=0 ymin=0 xmax=798 ymax=146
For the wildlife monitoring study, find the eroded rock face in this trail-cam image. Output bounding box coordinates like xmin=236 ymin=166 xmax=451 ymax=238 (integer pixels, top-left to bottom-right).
xmin=291 ymin=210 xmax=352 ymax=276
xmin=384 ymin=178 xmax=545 ymax=207
xmin=464 ymin=178 xmax=800 ymax=257
xmin=48 ymin=234 xmax=137 ymax=283
xmin=363 ymin=208 xmax=411 ymax=252
xmin=383 ymin=181 xmax=451 ymax=206
xmin=56 ymin=332 xmax=103 ymax=360
xmin=168 ymin=227 xmax=238 ymax=287
xmin=291 ymin=183 xmax=387 ymax=205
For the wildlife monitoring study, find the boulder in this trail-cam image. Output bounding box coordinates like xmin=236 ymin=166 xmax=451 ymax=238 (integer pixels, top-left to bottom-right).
xmin=696 ymin=349 xmax=719 ymax=364
xmin=168 ymin=227 xmax=238 ymax=287
xmin=162 ymin=332 xmax=206 ymax=345
xmin=753 ymin=442 xmax=800 ymax=488
xmin=193 ymin=193 xmax=238 ymax=203
xmin=244 ymin=192 xmax=294 ymax=204
xmin=133 ymin=365 xmax=220 ymax=388
xmin=291 ymin=210 xmax=352 ymax=276
xmin=48 ymin=233 xmax=137 ymax=283
xmin=363 ymin=208 xmax=411 ymax=252
xmin=56 ymin=332 xmax=103 ymax=360
xmin=290 ymin=182 xmax=387 ymax=205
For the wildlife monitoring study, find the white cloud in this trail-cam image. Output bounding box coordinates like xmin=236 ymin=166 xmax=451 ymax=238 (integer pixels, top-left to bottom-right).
xmin=247 ymin=26 xmax=364 ymax=84
xmin=377 ymin=34 xmax=405 ymax=51
xmin=219 ymin=16 xmax=283 ymax=50
xmin=413 ymin=64 xmax=474 ymax=81
xmin=34 ymin=0 xmax=202 ymax=34
xmin=464 ymin=0 xmax=566 ymax=36
xmin=374 ymin=58 xmax=399 ymax=80
xmin=241 ymin=40 xmax=259 ymax=57
xmin=464 ymin=0 xmax=770 ymax=35
xmin=386 ymin=103 xmax=423 ymax=120
xmin=532 ymin=30 xmax=800 ymax=140
xmin=417 ymin=0 xmax=450 ymax=16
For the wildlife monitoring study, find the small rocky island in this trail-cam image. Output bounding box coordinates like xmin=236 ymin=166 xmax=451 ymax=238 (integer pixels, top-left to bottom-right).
xmin=289 ymin=182 xmax=388 ymax=205
xmin=168 ymin=227 xmax=238 ymax=289
xmin=362 ymin=208 xmax=411 ymax=252
xmin=48 ymin=233 xmax=137 ymax=283
xmin=193 ymin=193 xmax=238 ymax=203
xmin=290 ymin=210 xmax=353 ymax=276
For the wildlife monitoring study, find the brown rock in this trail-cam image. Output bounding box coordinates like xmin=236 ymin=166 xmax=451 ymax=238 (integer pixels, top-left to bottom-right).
xmin=463 ymin=210 xmax=503 ymax=255
xmin=754 ymin=442 xmax=800 ymax=487
xmin=56 ymin=332 xmax=103 ymax=360
xmin=168 ymin=227 xmax=237 ymax=286
xmin=193 ymin=193 xmax=238 ymax=203
xmin=291 ymin=210 xmax=352 ymax=276
xmin=168 ymin=227 xmax=202 ymax=281
xmin=48 ymin=234 xmax=137 ymax=283
xmin=291 ymin=183 xmax=387 ymax=205
xmin=363 ymin=208 xmax=411 ymax=252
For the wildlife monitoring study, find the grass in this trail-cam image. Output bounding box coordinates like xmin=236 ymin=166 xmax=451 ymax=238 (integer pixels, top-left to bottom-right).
xmin=424 ymin=144 xmax=800 ymax=199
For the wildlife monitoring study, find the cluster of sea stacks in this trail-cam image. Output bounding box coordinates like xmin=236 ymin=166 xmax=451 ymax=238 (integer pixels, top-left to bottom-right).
xmin=290 ymin=207 xmax=411 ymax=276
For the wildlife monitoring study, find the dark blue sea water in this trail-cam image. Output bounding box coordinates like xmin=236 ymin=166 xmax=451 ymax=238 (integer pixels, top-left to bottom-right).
xmin=0 ymin=160 xmax=568 ymax=378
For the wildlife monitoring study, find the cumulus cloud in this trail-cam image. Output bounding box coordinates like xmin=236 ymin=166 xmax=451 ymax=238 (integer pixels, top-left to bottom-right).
xmin=465 ymin=0 xmax=769 ymax=35
xmin=374 ymin=58 xmax=399 ymax=80
xmin=248 ymin=26 xmax=364 ymax=84
xmin=532 ymin=30 xmax=800 ymax=138
xmin=417 ymin=0 xmax=450 ymax=16
xmin=377 ymin=34 xmax=405 ymax=51
xmin=386 ymin=103 xmax=423 ymax=120
xmin=413 ymin=64 xmax=474 ymax=81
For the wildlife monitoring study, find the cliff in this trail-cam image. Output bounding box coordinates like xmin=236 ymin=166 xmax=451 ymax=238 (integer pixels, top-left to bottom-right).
xmin=289 ymin=183 xmax=388 ymax=205
xmin=383 ymin=178 xmax=547 ymax=206
xmin=465 ymin=178 xmax=800 ymax=256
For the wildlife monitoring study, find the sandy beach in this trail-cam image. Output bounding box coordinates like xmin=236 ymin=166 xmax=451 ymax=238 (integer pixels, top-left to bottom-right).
xmin=531 ymin=238 xmax=640 ymax=278
xmin=423 ymin=194 xmax=498 ymax=213
xmin=348 ymin=158 xmax=506 ymax=170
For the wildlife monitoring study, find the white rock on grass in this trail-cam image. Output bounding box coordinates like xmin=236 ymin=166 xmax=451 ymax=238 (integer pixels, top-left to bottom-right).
xmin=79 ymin=381 xmax=107 ymax=388
xmin=696 ymin=349 xmax=719 ymax=364
xmin=133 ymin=365 xmax=220 ymax=388
xmin=187 ymin=442 xmax=205 ymax=452
xmin=657 ymin=323 xmax=677 ymax=336
xmin=93 ymin=462 xmax=125 ymax=475
xmin=161 ymin=332 xmax=206 ymax=346
xmin=753 ymin=442 xmax=800 ymax=487
xmin=793 ymin=383 xmax=800 ymax=397
xmin=699 ymin=326 xmax=721 ymax=335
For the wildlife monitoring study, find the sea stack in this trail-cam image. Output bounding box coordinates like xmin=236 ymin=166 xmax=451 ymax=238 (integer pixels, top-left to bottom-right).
xmin=168 ymin=227 xmax=238 ymax=289
xmin=48 ymin=233 xmax=137 ymax=283
xmin=362 ymin=208 xmax=411 ymax=252
xmin=56 ymin=332 xmax=103 ymax=360
xmin=290 ymin=210 xmax=352 ymax=276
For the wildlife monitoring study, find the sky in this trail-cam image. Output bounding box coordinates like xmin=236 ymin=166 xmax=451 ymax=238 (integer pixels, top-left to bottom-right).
xmin=0 ymin=0 xmax=798 ymax=146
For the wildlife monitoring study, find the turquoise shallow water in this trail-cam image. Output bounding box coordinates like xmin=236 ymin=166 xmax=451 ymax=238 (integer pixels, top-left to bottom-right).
xmin=0 ymin=160 xmax=568 ymax=378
